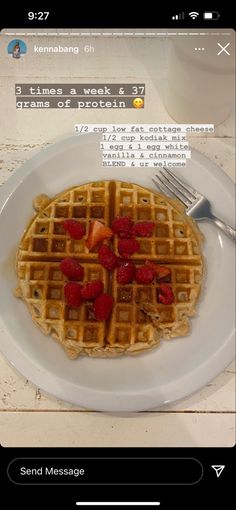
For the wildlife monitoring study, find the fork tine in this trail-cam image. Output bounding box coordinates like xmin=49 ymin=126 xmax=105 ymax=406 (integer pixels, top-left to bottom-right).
xmin=163 ymin=167 xmax=198 ymax=199
xmin=154 ymin=175 xmax=190 ymax=207
xmin=156 ymin=170 xmax=191 ymax=207
xmin=159 ymin=171 xmax=192 ymax=203
xmin=160 ymin=169 xmax=194 ymax=203
xmin=152 ymin=177 xmax=172 ymax=197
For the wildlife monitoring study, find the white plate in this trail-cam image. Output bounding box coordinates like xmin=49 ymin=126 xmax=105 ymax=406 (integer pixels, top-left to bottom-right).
xmin=0 ymin=134 xmax=235 ymax=411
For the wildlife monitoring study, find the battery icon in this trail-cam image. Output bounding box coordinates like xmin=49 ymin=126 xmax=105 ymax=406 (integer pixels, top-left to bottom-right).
xmin=203 ymin=11 xmax=220 ymax=20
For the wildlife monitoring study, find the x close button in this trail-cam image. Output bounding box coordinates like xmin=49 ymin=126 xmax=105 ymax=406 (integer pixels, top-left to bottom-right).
xmin=217 ymin=42 xmax=230 ymax=55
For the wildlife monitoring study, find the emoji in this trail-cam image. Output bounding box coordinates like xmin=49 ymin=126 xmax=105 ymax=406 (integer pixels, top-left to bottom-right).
xmin=132 ymin=97 xmax=144 ymax=109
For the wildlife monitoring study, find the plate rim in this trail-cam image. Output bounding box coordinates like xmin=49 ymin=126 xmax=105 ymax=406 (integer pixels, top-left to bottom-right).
xmin=0 ymin=134 xmax=235 ymax=411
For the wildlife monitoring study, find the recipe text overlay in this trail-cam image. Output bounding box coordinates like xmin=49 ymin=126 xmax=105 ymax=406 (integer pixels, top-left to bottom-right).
xmin=15 ymin=84 xmax=145 ymax=109
xmin=74 ymin=124 xmax=214 ymax=167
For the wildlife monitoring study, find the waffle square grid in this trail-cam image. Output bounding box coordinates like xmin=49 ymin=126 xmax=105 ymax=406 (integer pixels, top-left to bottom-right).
xmin=16 ymin=181 xmax=204 ymax=358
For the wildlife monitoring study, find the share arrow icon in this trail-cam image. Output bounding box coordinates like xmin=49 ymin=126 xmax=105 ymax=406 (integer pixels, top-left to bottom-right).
xmin=211 ymin=465 xmax=225 ymax=478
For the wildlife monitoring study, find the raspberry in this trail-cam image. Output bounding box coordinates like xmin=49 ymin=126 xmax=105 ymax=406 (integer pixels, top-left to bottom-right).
xmin=118 ymin=238 xmax=140 ymax=258
xmin=63 ymin=219 xmax=85 ymax=240
xmin=157 ymin=283 xmax=174 ymax=305
xmin=81 ymin=280 xmax=104 ymax=300
xmin=98 ymin=245 xmax=119 ymax=270
xmin=117 ymin=261 xmax=135 ymax=284
xmin=135 ymin=265 xmax=155 ymax=284
xmin=60 ymin=258 xmax=84 ymax=280
xmin=132 ymin=221 xmax=155 ymax=237
xmin=111 ymin=216 xmax=134 ymax=238
xmin=93 ymin=294 xmax=113 ymax=320
xmin=64 ymin=282 xmax=83 ymax=307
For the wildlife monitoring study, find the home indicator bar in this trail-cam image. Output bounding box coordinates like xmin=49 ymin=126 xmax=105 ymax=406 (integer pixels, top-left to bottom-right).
xmin=76 ymin=503 xmax=161 ymax=507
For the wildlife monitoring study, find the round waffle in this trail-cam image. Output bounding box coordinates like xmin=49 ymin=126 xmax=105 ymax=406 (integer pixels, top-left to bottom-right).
xmin=15 ymin=181 xmax=204 ymax=358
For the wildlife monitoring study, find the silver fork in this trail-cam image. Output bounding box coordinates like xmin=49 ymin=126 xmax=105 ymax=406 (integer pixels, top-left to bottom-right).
xmin=153 ymin=167 xmax=236 ymax=242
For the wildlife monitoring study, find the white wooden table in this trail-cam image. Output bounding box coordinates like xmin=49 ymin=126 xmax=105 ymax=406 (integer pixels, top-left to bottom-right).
xmin=0 ymin=32 xmax=235 ymax=447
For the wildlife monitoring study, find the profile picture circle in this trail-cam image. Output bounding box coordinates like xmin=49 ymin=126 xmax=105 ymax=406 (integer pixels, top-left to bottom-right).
xmin=7 ymin=39 xmax=27 ymax=59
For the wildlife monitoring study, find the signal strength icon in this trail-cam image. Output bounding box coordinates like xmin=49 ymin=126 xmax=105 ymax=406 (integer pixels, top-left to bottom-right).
xmin=172 ymin=12 xmax=185 ymax=20
xmin=189 ymin=11 xmax=199 ymax=19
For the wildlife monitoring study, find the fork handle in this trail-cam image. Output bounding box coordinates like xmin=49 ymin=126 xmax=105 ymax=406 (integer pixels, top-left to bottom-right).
xmin=209 ymin=214 xmax=236 ymax=242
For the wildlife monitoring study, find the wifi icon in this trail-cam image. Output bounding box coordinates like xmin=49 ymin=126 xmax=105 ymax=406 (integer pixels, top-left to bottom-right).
xmin=189 ymin=11 xmax=199 ymax=19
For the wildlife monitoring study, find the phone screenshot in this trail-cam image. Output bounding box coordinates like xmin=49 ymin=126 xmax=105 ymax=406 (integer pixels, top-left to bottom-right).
xmin=0 ymin=7 xmax=235 ymax=509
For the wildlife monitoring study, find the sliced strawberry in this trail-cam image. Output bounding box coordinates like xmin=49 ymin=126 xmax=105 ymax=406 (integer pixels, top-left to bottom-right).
xmin=145 ymin=261 xmax=171 ymax=282
xmin=86 ymin=220 xmax=113 ymax=250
